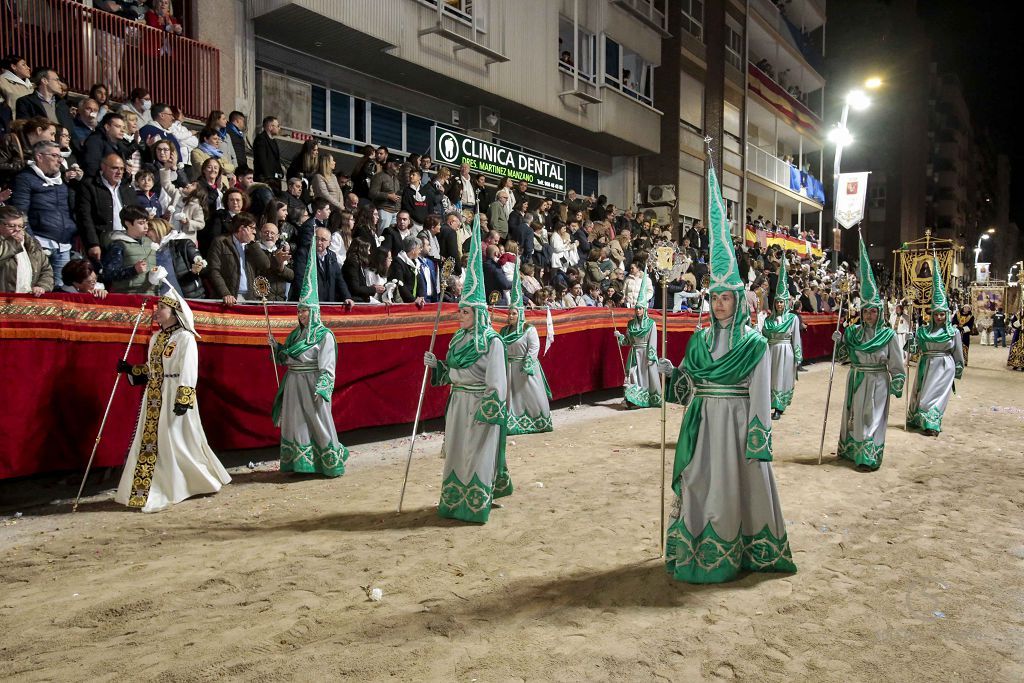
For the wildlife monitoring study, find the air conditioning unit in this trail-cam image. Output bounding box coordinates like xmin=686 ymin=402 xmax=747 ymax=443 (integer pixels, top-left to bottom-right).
xmin=647 ymin=184 xmax=676 ymax=203
xmin=473 ymin=106 xmax=500 ymax=134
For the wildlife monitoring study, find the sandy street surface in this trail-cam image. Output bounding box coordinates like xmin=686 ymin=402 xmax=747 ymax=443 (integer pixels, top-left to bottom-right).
xmin=0 ymin=345 xmax=1022 ymax=681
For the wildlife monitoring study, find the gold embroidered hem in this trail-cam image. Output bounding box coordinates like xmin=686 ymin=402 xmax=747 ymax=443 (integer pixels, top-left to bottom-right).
xmin=128 ymin=329 xmax=171 ymax=508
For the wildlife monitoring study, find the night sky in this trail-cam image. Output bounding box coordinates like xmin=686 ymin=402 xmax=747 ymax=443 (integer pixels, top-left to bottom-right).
xmin=917 ymin=2 xmax=1024 ymax=223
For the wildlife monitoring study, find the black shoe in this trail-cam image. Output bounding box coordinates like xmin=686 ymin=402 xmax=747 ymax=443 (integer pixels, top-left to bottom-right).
xmin=923 ymin=429 xmax=938 ymax=437
xmin=771 ymin=409 xmax=781 ymax=420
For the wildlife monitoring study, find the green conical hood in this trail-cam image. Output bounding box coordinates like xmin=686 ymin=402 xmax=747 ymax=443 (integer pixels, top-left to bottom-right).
xmin=459 ymin=212 xmax=493 ymax=352
xmin=299 ymin=236 xmax=327 ymax=345
xmin=706 ymin=160 xmax=749 ymax=347
xmin=775 ymin=255 xmax=790 ymax=302
xmin=930 ymin=255 xmax=949 ymax=314
xmin=509 ymin=254 xmax=525 ymax=336
xmin=707 ymin=164 xmax=745 ymax=296
xmin=857 ymin=234 xmax=882 ymax=310
xmin=636 ymin=271 xmax=651 ymax=312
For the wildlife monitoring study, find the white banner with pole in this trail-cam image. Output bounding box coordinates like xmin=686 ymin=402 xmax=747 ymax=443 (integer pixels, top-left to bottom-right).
xmin=835 ymin=171 xmax=870 ymax=229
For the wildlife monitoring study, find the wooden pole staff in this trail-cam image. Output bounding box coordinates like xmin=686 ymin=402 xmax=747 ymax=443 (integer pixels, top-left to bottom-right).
xmin=658 ymin=278 xmax=669 ymax=556
xmin=817 ymin=280 xmax=850 ymax=464
xmin=253 ymin=276 xmax=280 ymax=388
xmin=73 ymin=299 xmax=149 ymax=512
xmin=397 ymin=258 xmax=455 ymax=513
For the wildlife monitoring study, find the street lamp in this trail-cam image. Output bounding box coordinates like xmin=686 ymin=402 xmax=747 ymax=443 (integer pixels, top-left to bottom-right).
xmin=829 ymin=89 xmax=872 ymax=268
xmin=973 ymin=232 xmax=993 ymax=282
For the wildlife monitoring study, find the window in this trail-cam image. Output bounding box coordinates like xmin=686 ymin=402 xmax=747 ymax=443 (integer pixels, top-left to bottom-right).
xmin=681 ymin=0 xmax=703 ymax=42
xmin=680 ymin=71 xmax=703 ymax=130
xmin=558 ymin=16 xmax=598 ymax=84
xmin=302 ymin=79 xmax=448 ymax=156
xmin=725 ymin=18 xmax=743 ymax=71
xmin=604 ymin=38 xmax=620 ymax=85
xmin=415 ymin=0 xmax=487 ymax=32
xmin=603 ymin=36 xmax=655 ymax=106
xmin=311 ymin=86 xmax=353 ymax=141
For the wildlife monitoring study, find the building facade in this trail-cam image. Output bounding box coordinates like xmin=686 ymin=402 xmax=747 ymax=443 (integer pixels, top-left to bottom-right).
xmin=196 ymin=0 xmax=671 ymax=209
xmin=640 ymin=0 xmax=827 ymax=242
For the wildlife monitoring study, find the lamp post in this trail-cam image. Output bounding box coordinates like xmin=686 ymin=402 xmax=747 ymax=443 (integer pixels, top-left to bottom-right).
xmin=828 ymin=87 xmax=872 ymax=269
xmin=973 ymin=229 xmax=994 ymax=283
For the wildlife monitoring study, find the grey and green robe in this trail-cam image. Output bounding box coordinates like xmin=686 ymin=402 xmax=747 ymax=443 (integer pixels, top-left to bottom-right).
xmin=272 ymin=328 xmax=349 ymax=477
xmin=763 ymin=312 xmax=802 ymax=414
xmin=835 ymin=323 xmax=907 ymax=470
xmin=663 ymin=320 xmax=796 ymax=583
xmin=432 ymin=332 xmax=511 ymax=523
xmin=500 ymin=324 xmax=553 ymax=435
xmin=617 ymin=316 xmax=662 ymax=408
xmin=906 ymin=324 xmax=963 ymax=433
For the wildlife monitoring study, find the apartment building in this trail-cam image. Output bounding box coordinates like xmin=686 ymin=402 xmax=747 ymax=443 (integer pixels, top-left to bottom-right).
xmin=641 ymin=0 xmax=827 ymax=241
xmin=191 ymin=0 xmax=671 ymax=208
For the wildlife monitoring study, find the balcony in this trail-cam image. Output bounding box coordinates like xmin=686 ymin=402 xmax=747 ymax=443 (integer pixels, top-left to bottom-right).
xmin=611 ymin=0 xmax=671 ymax=36
xmin=1 ymin=0 xmax=220 ymax=119
xmin=747 ymin=64 xmax=823 ymax=140
xmin=746 ymin=142 xmax=825 ymax=206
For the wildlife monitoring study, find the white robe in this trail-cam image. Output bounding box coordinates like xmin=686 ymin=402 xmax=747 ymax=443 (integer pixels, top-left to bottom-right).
xmin=115 ymin=327 xmax=230 ymax=512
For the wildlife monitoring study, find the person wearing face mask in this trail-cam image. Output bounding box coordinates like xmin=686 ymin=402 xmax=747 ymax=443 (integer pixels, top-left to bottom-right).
xmin=120 ymin=87 xmax=153 ymax=127
xmin=831 ymin=236 xmax=907 ymax=470
xmin=114 ymin=272 xmax=232 ymax=512
xmin=905 ymin=258 xmax=963 ymax=437
xmin=655 ymin=168 xmax=795 ymax=584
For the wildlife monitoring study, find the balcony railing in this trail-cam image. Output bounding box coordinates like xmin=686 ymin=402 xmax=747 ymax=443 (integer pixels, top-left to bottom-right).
xmin=1 ymin=0 xmax=220 ymax=119
xmin=746 ymin=142 xmax=825 ymax=204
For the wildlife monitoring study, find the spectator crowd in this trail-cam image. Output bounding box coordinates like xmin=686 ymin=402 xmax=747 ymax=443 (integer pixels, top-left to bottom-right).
xmin=0 ymin=9 xmax=834 ymax=317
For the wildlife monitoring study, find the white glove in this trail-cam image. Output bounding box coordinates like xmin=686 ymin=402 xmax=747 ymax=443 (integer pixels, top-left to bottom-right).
xmin=423 ymin=352 xmax=438 ymax=368
xmin=614 ymin=331 xmax=625 ymax=343
xmin=657 ymin=358 xmax=675 ymax=376
xmin=832 ymin=330 xmax=842 ymax=343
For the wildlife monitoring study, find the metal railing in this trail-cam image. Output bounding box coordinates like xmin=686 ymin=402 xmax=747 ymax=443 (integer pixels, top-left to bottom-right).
xmin=1 ymin=0 xmax=220 ymax=119
xmin=746 ymin=142 xmax=796 ymax=189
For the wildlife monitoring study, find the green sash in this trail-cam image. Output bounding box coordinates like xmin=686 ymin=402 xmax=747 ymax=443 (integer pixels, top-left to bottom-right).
xmin=672 ymin=326 xmax=767 ymax=494
xmin=762 ymin=312 xmax=795 ymax=336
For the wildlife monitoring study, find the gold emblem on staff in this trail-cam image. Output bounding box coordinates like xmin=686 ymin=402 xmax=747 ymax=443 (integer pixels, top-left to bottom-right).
xmin=252 ymin=276 xmax=271 ymax=300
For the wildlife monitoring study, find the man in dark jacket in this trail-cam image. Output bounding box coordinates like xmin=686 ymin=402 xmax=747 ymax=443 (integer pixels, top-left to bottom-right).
xmin=289 ymin=198 xmax=331 ymax=299
xmin=252 ymin=116 xmax=283 ymax=187
xmin=75 ymin=153 xmax=139 ymax=258
xmin=483 ymin=244 xmax=512 ymax=306
xmin=439 ymin=213 xmax=463 ymax=275
xmin=508 ymin=211 xmax=535 ymax=263
xmin=205 ymin=212 xmax=260 ymax=304
xmin=387 ymin=236 xmax=426 ymax=306
xmin=10 ymin=141 xmax=77 ymax=286
xmin=311 ymin=227 xmax=353 ymax=304
xmin=14 ymin=67 xmax=74 ymax=132
xmin=80 ymin=112 xmax=126 ymax=177
xmin=572 ymin=219 xmax=592 ymax=264
xmin=226 ymin=111 xmax=248 ymax=166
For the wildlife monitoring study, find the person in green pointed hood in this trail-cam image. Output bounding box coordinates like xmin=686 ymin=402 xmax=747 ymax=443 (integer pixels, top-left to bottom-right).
xmin=268 ymin=238 xmax=349 ymax=477
xmin=423 ymin=213 xmax=512 ymax=523
xmin=763 ymin=253 xmax=803 ymax=419
xmin=831 ymin=234 xmax=907 ymax=469
xmin=615 ymin=268 xmax=663 ymax=408
xmin=500 ymin=256 xmax=552 ymax=435
xmin=905 ymin=256 xmax=964 ymax=435
xmin=653 ymin=161 xmax=795 ymax=584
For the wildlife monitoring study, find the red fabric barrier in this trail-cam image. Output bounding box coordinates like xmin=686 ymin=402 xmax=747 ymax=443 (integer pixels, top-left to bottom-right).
xmin=0 ymin=294 xmax=838 ymax=479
